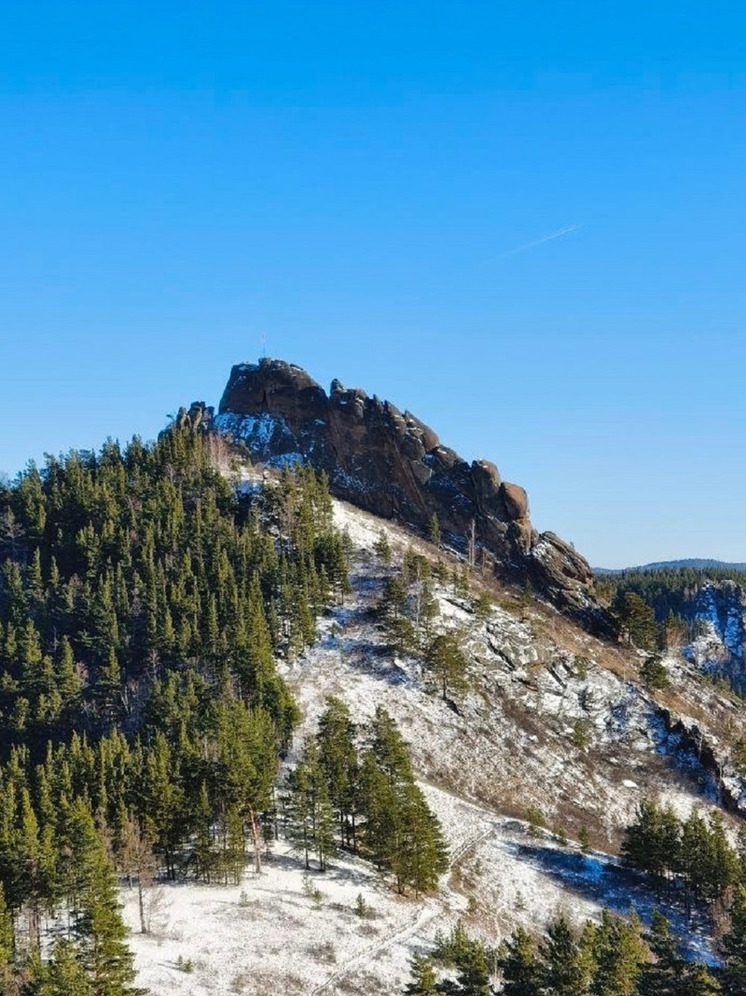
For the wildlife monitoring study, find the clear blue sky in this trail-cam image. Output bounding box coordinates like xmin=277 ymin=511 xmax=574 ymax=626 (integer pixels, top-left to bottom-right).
xmin=2 ymin=1 xmax=745 ymax=568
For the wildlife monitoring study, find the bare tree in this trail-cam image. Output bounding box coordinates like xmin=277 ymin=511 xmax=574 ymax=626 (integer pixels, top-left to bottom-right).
xmin=0 ymin=509 xmax=24 ymax=561
xmin=120 ymin=816 xmax=160 ymax=934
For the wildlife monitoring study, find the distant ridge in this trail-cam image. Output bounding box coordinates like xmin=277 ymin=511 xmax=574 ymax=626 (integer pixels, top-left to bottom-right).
xmin=595 ymin=558 xmax=746 ymax=576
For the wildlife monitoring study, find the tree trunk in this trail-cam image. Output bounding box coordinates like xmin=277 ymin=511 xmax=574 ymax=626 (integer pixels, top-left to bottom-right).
xmin=138 ymin=875 xmax=147 ymax=933
xmin=248 ymin=806 xmax=262 ymax=874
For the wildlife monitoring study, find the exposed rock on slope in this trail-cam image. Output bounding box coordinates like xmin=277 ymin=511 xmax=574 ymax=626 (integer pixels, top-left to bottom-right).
xmin=213 ymin=358 xmax=609 ymax=632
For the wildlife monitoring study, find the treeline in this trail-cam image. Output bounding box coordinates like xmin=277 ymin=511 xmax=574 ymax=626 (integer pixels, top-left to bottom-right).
xmin=403 ymin=906 xmax=732 ymax=994
xmin=596 ymin=566 xmax=746 ymax=616
xmin=285 ymin=699 xmax=448 ymax=895
xmin=622 ymin=799 xmax=743 ymax=907
xmin=0 ymin=418 xmax=353 ymax=991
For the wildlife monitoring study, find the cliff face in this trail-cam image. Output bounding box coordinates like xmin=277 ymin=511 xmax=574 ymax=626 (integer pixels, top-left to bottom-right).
xmin=213 ymin=358 xmax=608 ymax=632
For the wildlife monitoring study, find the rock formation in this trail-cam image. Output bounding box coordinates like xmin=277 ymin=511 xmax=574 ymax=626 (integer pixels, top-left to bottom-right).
xmin=212 ymin=358 xmax=609 ymax=632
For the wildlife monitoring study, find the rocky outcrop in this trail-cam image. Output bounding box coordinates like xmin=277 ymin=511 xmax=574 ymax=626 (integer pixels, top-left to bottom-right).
xmin=212 ymin=359 xmax=610 ymax=632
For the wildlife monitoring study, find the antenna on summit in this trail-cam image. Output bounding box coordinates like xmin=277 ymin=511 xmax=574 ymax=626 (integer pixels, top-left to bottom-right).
xmin=261 ymin=333 xmax=267 ymax=359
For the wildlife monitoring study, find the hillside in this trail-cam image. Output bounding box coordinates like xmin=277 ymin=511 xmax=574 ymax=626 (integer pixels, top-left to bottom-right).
xmin=1 ymin=369 xmax=746 ymax=994
xmin=122 ymin=490 xmax=739 ymax=994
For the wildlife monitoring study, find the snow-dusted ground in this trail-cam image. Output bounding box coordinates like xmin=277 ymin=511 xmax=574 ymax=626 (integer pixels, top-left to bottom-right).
xmin=123 ymin=792 xmax=717 ymax=995
xmin=124 ymin=498 xmax=736 ymax=994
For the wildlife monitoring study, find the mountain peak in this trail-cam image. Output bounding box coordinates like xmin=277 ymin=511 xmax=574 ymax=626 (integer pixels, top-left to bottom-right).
xmin=214 ymin=358 xmax=609 ymax=633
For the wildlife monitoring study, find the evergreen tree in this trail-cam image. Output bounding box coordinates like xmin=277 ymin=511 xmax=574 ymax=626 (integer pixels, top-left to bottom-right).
xmin=41 ymin=940 xmax=94 ymax=996
xmin=640 ymin=655 xmax=670 ymax=692
xmin=721 ymin=884 xmax=746 ymax=996
xmin=391 ymin=782 xmax=448 ymax=897
xmin=617 ymin=593 xmax=659 ymax=651
xmin=638 ymin=912 xmax=684 ymax=996
xmin=500 ymin=926 xmax=539 ymax=996
xmin=403 ymin=953 xmax=438 ymax=994
xmin=538 ymin=915 xmax=589 ymax=996
xmin=316 ymin=697 xmax=359 ymax=850
xmin=73 ymin=813 xmax=142 ymax=996
xmin=684 ymin=962 xmax=721 ymax=996
xmin=425 ymin=631 xmax=469 ymax=701
xmin=374 ymin=531 xmax=392 ymax=565
xmin=0 ymin=882 xmax=14 ymax=992
xmin=589 ymin=910 xmax=646 ymax=996
xmin=453 ymin=943 xmax=492 ymax=996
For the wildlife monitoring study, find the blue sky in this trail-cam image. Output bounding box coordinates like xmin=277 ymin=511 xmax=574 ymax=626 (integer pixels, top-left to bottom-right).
xmin=2 ymin=1 xmax=745 ymax=567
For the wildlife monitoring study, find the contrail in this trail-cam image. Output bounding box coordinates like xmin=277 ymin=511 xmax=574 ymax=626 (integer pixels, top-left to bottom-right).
xmin=497 ymin=224 xmax=581 ymax=259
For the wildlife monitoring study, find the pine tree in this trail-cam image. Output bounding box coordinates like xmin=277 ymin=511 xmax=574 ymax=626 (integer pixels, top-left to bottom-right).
xmin=638 ymin=912 xmax=684 ymax=996
xmin=617 ymin=592 xmax=659 ymax=651
xmin=425 ymin=630 xmax=469 ymax=701
xmin=95 ymin=649 xmax=122 ymax=725
xmin=721 ymin=884 xmax=746 ymax=996
xmin=357 ymin=710 xmax=448 ymax=894
xmin=500 ymin=926 xmax=539 ymax=996
xmin=0 ymin=882 xmax=14 ymax=992
xmin=403 ymin=953 xmax=438 ymax=994
xmin=42 ymin=939 xmax=94 ymax=996
xmin=192 ymin=783 xmax=215 ymax=884
xmin=473 ymin=592 xmax=492 ymax=622
xmin=314 ymin=780 xmax=337 ymax=873
xmin=622 ymin=799 xmax=680 ymax=881
xmin=56 ymin=636 xmax=83 ymax=708
xmin=684 ymin=962 xmax=721 ymax=996
xmin=392 ymin=782 xmax=448 ymax=897
xmin=73 ymin=811 xmax=141 ymax=996
xmin=316 ymin=697 xmax=359 ymax=850
xmin=538 ymin=915 xmax=589 ymax=996
xmin=453 ymin=943 xmax=492 ymax=996
xmin=589 ymin=910 xmax=646 ymax=996
xmin=18 ymin=786 xmax=43 ymax=949
xmin=374 ymin=531 xmax=392 ymax=565
xmin=640 ymin=655 xmax=669 ymax=692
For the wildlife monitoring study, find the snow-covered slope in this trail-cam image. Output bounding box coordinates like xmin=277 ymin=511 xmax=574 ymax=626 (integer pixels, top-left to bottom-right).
xmin=123 ymin=498 xmax=746 ymax=994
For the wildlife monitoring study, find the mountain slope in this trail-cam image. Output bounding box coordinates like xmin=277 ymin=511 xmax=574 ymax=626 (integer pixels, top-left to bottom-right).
xmin=3 ymin=378 xmax=746 ymax=994
xmin=123 ymin=492 xmax=734 ymax=994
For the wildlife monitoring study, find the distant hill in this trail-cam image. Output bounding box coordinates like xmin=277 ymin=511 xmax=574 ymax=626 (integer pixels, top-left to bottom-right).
xmin=595 ymin=558 xmax=746 ymax=575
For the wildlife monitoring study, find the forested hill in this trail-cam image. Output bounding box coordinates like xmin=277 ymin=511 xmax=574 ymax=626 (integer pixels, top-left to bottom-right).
xmin=596 ymin=559 xmax=746 ymax=575
xmin=0 ymin=413 xmax=446 ymax=993
xmin=595 ymin=565 xmax=746 ymax=692
xmin=596 ymin=565 xmax=746 ymax=622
